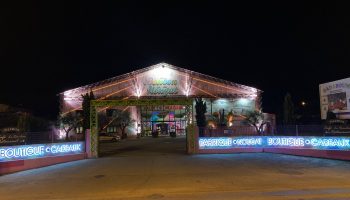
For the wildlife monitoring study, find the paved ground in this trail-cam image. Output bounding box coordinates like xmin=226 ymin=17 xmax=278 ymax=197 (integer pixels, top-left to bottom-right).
xmin=1 ymin=136 xmax=350 ymax=200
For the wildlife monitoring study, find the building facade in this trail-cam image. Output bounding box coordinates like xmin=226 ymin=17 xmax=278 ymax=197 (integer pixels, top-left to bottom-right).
xmin=59 ymin=63 xmax=262 ymax=137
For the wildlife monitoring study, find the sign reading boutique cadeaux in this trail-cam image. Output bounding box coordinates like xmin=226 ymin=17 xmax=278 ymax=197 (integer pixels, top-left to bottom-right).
xmin=198 ymin=137 xmax=350 ymax=151
xmin=0 ymin=142 xmax=85 ymax=162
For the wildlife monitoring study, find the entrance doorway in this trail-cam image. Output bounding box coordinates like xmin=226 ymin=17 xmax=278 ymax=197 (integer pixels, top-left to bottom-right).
xmin=89 ymin=99 xmax=195 ymax=158
xmin=140 ymin=105 xmax=187 ymax=137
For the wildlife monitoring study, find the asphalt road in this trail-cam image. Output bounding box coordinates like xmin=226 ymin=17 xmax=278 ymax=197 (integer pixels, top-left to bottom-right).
xmin=1 ymin=136 xmax=350 ymax=200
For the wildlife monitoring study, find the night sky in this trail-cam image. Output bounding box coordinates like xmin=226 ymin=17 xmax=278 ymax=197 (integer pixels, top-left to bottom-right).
xmin=1 ymin=1 xmax=349 ymax=120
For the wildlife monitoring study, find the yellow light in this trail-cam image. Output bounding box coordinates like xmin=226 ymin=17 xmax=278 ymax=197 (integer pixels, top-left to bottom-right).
xmin=62 ymin=88 xmax=132 ymax=115
xmin=100 ymin=86 xmax=133 ymax=100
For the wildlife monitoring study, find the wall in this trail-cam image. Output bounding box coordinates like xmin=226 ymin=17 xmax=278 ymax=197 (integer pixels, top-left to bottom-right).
xmin=0 ymin=141 xmax=87 ymax=175
xmin=195 ymin=135 xmax=350 ymax=161
xmin=0 ymin=153 xmax=86 ymax=175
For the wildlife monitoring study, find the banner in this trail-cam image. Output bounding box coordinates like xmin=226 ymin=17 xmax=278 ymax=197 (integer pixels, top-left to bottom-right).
xmin=0 ymin=142 xmax=85 ymax=162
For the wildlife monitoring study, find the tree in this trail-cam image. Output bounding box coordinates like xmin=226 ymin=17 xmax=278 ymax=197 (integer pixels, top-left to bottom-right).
xmin=219 ymin=109 xmax=227 ymax=126
xmin=112 ymin=110 xmax=135 ymax=139
xmin=59 ymin=113 xmax=82 ymax=141
xmin=283 ymin=93 xmax=295 ymax=124
xmin=82 ymin=91 xmax=95 ymax=134
xmin=195 ymin=98 xmax=207 ymax=136
xmin=243 ymin=110 xmax=268 ymax=135
xmin=17 ymin=112 xmax=30 ymax=132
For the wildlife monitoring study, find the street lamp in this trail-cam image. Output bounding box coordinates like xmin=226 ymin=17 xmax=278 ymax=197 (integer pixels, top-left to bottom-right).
xmin=301 ymin=101 xmax=306 ymax=106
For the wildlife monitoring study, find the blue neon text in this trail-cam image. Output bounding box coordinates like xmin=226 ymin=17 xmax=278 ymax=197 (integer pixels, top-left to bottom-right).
xmin=199 ymin=137 xmax=350 ymax=151
xmin=0 ymin=142 xmax=84 ymax=162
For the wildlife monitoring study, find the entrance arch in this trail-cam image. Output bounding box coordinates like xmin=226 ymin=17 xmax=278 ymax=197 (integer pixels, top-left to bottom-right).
xmin=89 ymin=99 xmax=195 ymax=158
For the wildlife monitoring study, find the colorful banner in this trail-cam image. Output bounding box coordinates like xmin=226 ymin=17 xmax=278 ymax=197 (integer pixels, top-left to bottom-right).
xmin=0 ymin=142 xmax=85 ymax=162
xmin=199 ymin=137 xmax=350 ymax=151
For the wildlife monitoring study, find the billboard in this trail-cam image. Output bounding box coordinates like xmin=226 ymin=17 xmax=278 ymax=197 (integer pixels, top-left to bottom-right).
xmin=319 ymin=78 xmax=350 ymax=120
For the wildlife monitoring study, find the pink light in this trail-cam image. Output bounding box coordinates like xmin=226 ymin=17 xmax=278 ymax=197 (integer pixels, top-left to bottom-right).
xmin=192 ymin=85 xmax=218 ymax=98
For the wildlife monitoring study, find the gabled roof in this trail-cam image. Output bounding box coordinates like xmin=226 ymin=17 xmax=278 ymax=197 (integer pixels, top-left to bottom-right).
xmin=60 ymin=62 xmax=262 ymax=95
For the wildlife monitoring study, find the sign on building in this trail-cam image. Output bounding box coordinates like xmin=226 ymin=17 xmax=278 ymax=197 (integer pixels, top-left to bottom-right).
xmin=319 ymin=77 xmax=350 ymax=120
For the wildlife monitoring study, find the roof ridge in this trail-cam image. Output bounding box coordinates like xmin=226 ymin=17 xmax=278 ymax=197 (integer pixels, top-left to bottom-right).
xmin=60 ymin=62 xmax=261 ymax=95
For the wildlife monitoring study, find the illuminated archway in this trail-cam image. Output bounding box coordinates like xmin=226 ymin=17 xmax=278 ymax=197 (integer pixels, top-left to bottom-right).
xmin=89 ymin=98 xmax=195 ymax=158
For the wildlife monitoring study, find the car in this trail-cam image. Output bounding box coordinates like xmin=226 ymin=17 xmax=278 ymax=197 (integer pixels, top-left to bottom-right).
xmin=99 ymin=133 xmax=121 ymax=142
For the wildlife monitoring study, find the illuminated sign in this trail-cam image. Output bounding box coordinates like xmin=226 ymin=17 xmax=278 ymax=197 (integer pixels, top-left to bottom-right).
xmin=199 ymin=138 xmax=232 ymax=148
xmin=0 ymin=133 xmax=26 ymax=145
xmin=143 ymin=105 xmax=185 ymax=111
xmin=147 ymin=79 xmax=178 ymax=95
xmin=199 ymin=137 xmax=264 ymax=149
xmin=199 ymin=137 xmax=350 ymax=151
xmin=0 ymin=142 xmax=85 ymax=162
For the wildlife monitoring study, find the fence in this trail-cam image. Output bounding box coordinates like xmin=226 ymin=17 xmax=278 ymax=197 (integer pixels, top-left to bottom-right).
xmin=201 ymin=126 xmax=267 ymax=137
xmin=275 ymin=125 xmax=326 ymax=136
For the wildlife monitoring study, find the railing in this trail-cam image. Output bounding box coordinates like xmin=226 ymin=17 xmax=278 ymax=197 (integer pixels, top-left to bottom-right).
xmin=275 ymin=125 xmax=326 ymax=136
xmin=200 ymin=126 xmax=263 ymax=137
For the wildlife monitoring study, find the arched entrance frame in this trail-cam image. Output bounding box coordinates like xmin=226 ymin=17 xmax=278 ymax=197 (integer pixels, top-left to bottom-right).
xmin=89 ymin=99 xmax=195 ymax=158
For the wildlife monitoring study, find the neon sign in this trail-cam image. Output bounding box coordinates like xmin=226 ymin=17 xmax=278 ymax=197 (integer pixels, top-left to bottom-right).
xmin=151 ymin=79 xmax=177 ymax=85
xmin=199 ymin=138 xmax=232 ymax=148
xmin=199 ymin=137 xmax=264 ymax=149
xmin=0 ymin=142 xmax=85 ymax=162
xmin=199 ymin=137 xmax=350 ymax=151
xmin=147 ymin=79 xmax=178 ymax=95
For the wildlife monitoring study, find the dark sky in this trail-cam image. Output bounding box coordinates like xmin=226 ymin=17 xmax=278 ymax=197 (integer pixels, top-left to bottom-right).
xmin=1 ymin=1 xmax=349 ymax=120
